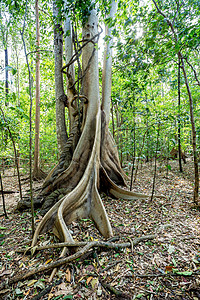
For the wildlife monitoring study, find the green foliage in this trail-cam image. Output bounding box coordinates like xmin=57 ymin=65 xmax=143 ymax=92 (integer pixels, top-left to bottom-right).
xmin=0 ymin=0 xmax=200 ymax=172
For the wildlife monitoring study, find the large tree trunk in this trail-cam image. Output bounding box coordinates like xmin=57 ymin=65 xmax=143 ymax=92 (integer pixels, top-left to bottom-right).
xmin=33 ymin=0 xmax=46 ymax=180
xmin=17 ymin=5 xmax=149 ymax=276
xmin=53 ymin=0 xmax=68 ymax=154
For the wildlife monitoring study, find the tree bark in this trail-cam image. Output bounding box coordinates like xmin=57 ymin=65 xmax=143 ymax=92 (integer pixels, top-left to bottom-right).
xmin=33 ymin=0 xmax=46 ymax=180
xmin=177 ymin=57 xmax=183 ymax=173
xmin=179 ymin=54 xmax=199 ymax=204
xmin=20 ymin=0 xmax=35 ymax=235
xmin=17 ymin=4 xmax=149 ymax=282
xmin=53 ymin=0 xmax=68 ymax=154
xmin=102 ymin=0 xmax=118 ymax=123
xmin=64 ymin=4 xmax=76 ymax=131
xmin=5 ymin=47 xmax=9 ymax=105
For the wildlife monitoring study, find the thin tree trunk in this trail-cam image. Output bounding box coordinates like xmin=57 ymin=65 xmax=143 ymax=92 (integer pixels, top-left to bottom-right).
xmin=5 ymin=48 xmax=9 ymax=105
xmin=178 ymin=57 xmax=183 ymax=172
xmin=0 ymin=107 xmax=23 ymax=201
xmin=53 ymin=0 xmax=68 ymax=154
xmin=0 ymin=173 xmax=8 ymax=218
xmin=115 ymin=103 xmax=120 ymax=160
xmin=34 ymin=0 xmax=41 ymax=176
xmin=33 ymin=0 xmax=45 ymax=180
xmin=134 ymin=129 xmax=148 ymax=182
xmin=130 ymin=120 xmax=136 ymax=191
xmin=120 ymin=114 xmax=123 ymax=164
xmin=150 ymin=123 xmax=160 ymax=201
xmin=166 ymin=136 xmax=169 ymax=178
xmin=179 ymin=54 xmax=199 ymax=204
xmin=20 ymin=0 xmax=34 ymax=235
xmin=14 ymin=46 xmax=20 ymax=106
xmin=130 ymin=94 xmax=136 ymax=190
xmin=152 ymin=0 xmax=199 ymax=204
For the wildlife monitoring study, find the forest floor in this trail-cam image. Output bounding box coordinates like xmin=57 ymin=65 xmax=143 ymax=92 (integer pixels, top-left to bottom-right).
xmin=0 ymin=158 xmax=200 ymax=300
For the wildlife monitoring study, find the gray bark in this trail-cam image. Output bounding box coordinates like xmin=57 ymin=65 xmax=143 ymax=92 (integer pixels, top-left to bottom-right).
xmin=64 ymin=5 xmax=76 ymax=131
xmin=53 ymin=0 xmax=68 ymax=154
xmin=102 ymin=0 xmax=118 ymax=123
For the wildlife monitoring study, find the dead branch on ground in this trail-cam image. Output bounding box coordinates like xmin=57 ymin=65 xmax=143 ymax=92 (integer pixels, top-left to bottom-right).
xmin=0 ymin=234 xmax=155 ymax=290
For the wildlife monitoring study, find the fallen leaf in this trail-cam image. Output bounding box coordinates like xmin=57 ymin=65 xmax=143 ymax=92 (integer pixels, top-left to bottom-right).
xmin=91 ymin=278 xmax=98 ymax=289
xmin=45 ymin=259 xmax=52 ymax=264
xmin=114 ymin=264 xmax=120 ymax=272
xmin=86 ymin=276 xmax=93 ymax=285
xmin=66 ymin=268 xmax=71 ymax=282
xmin=165 ymin=265 xmax=173 ymax=272
xmin=48 ymin=293 xmax=54 ymax=300
xmin=27 ymin=279 xmax=37 ymax=287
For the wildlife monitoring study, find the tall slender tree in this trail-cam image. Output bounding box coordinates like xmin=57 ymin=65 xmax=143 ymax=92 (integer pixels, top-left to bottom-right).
xmin=0 ymin=8 xmax=11 ymax=105
xmin=177 ymin=57 xmax=183 ymax=173
xmin=152 ymin=0 xmax=199 ymax=205
xmin=33 ymin=0 xmax=46 ymax=180
xmin=53 ymin=0 xmax=68 ymax=154
xmin=102 ymin=0 xmax=118 ymax=124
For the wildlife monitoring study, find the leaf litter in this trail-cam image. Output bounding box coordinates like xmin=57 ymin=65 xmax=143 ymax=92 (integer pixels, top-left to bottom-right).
xmin=0 ymin=158 xmax=200 ymax=299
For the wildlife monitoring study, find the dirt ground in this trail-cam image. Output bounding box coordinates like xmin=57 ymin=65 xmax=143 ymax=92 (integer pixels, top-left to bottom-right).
xmin=0 ymin=158 xmax=200 ymax=299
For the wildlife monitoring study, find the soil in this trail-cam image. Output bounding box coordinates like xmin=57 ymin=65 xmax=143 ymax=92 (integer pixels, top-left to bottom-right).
xmin=0 ymin=158 xmax=200 ymax=299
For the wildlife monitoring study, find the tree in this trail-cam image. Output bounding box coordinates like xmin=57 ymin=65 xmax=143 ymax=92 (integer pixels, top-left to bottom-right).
xmin=18 ymin=1 xmax=149 ymax=256
xmin=53 ymin=0 xmax=68 ymax=154
xmin=33 ymin=0 xmax=46 ymax=180
xmin=0 ymin=4 xmax=11 ymax=105
xmin=152 ymin=0 xmax=199 ymax=205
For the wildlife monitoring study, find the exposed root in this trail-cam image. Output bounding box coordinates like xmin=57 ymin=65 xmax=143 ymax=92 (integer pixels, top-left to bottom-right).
xmin=101 ymin=166 xmax=149 ymax=200
xmin=18 ymin=106 xmax=149 ymax=282
xmin=32 ymin=168 xmax=47 ymax=181
xmin=32 ymin=109 xmax=113 ymax=251
xmin=1 ymin=235 xmax=155 ymax=289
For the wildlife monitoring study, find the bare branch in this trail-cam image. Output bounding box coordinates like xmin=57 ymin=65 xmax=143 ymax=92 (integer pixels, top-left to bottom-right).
xmin=152 ymin=0 xmax=178 ymax=42
xmin=26 ymin=49 xmax=53 ymax=56
xmin=184 ymin=57 xmax=200 ymax=86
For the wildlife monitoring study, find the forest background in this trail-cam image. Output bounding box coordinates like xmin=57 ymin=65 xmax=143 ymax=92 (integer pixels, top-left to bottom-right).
xmin=1 ymin=0 xmax=200 ymax=190
xmin=0 ymin=0 xmax=200 ymax=299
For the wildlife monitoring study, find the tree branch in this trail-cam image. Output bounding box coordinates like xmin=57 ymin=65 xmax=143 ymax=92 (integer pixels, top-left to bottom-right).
xmin=19 ymin=234 xmax=155 ymax=253
xmin=152 ymin=0 xmax=178 ymax=42
xmin=1 ymin=235 xmax=155 ymax=289
xmin=184 ymin=57 xmax=200 ymax=86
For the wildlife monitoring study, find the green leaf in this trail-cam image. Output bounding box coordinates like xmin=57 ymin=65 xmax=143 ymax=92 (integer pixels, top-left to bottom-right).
xmin=173 ymin=269 xmax=193 ymax=276
xmin=11 ymin=68 xmax=17 ymax=75
xmin=63 ymin=296 xmax=73 ymax=299
xmin=136 ymin=293 xmax=145 ymax=298
xmin=172 ymin=257 xmax=177 ymax=267
xmin=0 ymin=227 xmax=7 ymax=230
